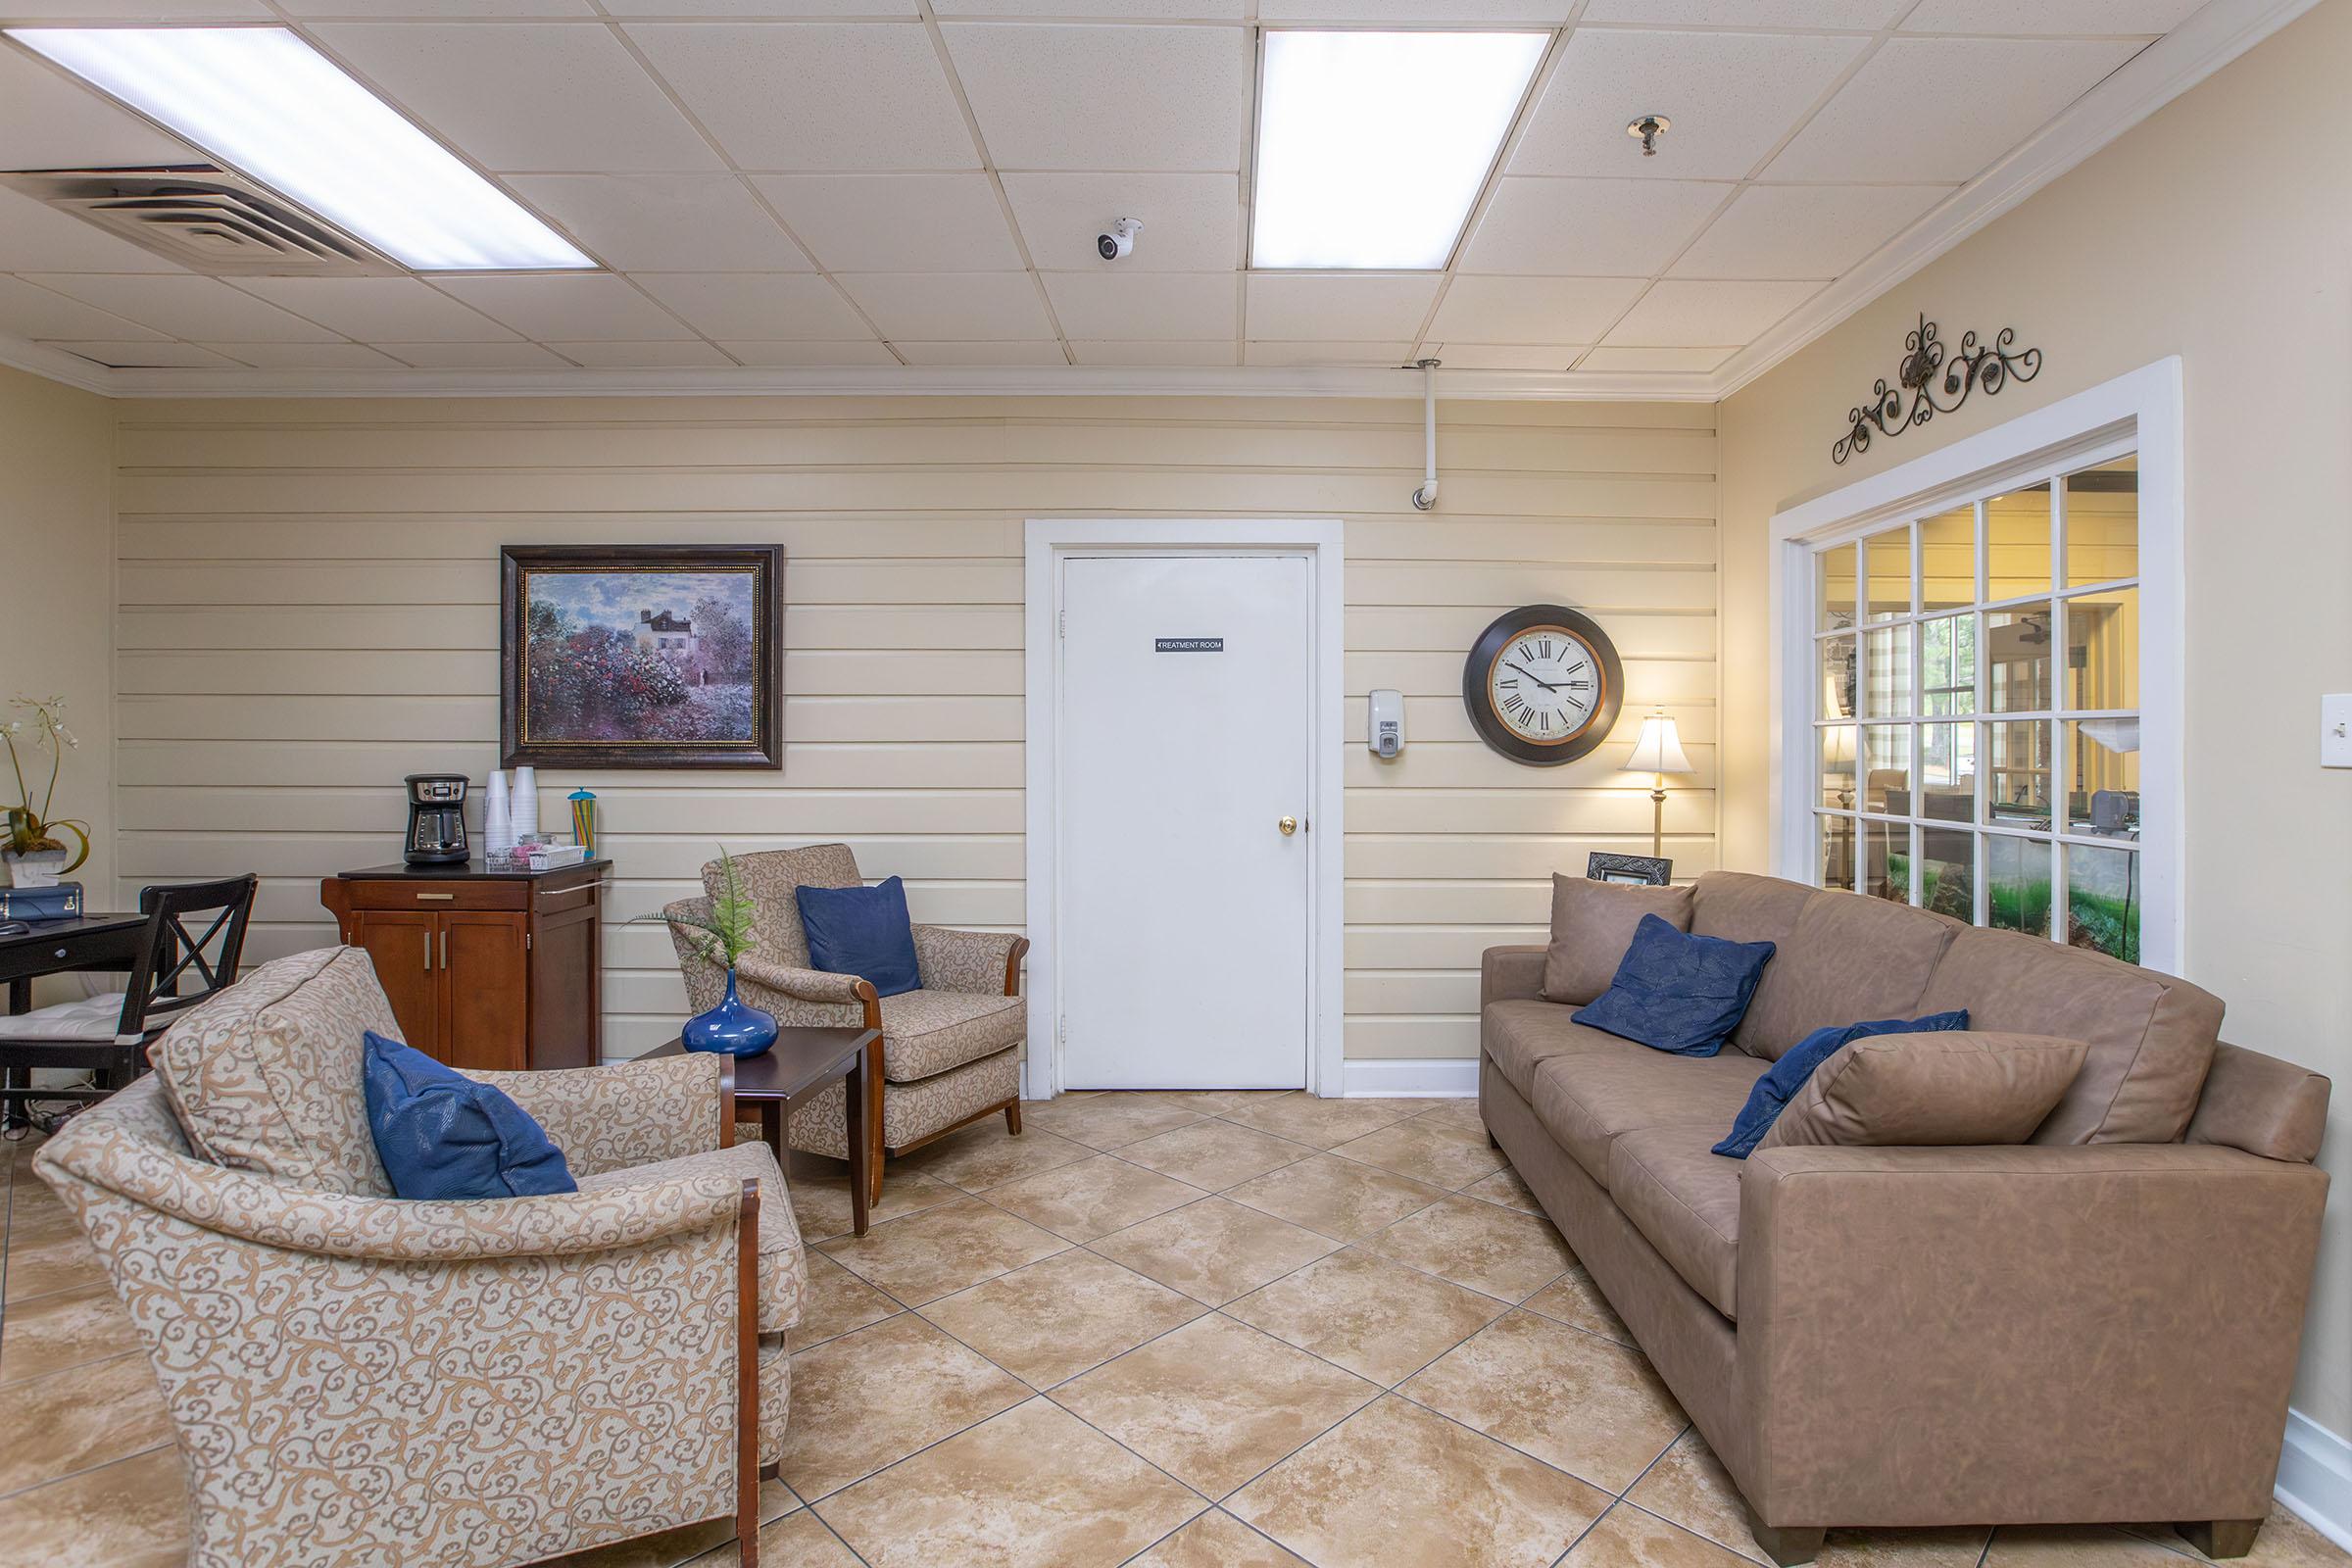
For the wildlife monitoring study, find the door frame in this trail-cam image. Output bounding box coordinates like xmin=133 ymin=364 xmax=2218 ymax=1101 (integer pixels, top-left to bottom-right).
xmin=1024 ymin=519 xmax=1346 ymax=1101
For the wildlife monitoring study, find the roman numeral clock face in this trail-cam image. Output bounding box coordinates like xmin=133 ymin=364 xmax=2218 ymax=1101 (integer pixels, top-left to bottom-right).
xmin=1461 ymin=606 xmax=1625 ymax=766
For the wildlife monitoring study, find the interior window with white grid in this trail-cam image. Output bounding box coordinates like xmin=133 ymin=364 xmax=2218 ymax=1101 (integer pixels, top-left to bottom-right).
xmin=1811 ymin=452 xmax=2143 ymax=961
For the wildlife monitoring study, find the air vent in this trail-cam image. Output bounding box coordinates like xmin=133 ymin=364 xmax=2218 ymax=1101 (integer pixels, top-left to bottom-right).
xmin=0 ymin=166 xmax=398 ymax=277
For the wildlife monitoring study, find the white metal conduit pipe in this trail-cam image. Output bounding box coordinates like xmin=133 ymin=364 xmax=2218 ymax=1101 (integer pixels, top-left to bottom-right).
xmin=1411 ymin=357 xmax=1441 ymax=511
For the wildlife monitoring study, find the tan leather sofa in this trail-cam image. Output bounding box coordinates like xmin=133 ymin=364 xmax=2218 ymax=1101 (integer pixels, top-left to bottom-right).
xmin=1480 ymin=871 xmax=2330 ymax=1566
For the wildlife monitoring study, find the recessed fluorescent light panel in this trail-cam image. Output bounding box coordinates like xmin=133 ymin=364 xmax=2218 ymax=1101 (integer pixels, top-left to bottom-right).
xmin=1251 ymin=29 xmax=1545 ymax=270
xmin=6 ymin=27 xmax=592 ymax=271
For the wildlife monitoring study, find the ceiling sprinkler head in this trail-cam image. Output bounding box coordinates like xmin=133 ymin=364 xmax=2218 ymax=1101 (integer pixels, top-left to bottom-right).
xmin=1626 ymin=114 xmax=1671 ymax=157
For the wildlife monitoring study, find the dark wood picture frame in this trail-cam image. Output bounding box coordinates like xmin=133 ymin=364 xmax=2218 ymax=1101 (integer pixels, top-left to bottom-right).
xmin=1588 ymin=852 xmax=1672 ymax=886
xmin=501 ymin=544 xmax=783 ymax=770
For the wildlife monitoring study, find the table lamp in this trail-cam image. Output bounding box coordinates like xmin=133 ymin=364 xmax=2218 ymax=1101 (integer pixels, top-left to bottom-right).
xmin=1621 ymin=710 xmax=1694 ymax=859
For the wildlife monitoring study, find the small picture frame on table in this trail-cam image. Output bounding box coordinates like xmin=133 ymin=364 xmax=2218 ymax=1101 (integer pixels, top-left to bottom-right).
xmin=1588 ymin=853 xmax=1672 ymax=886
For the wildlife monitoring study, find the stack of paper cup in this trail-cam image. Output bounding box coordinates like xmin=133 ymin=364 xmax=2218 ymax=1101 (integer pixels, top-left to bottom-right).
xmin=484 ymin=770 xmax=514 ymax=859
xmin=512 ymin=766 xmax=539 ymax=844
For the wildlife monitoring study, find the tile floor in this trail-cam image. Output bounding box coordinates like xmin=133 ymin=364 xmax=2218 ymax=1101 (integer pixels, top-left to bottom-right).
xmin=1 ymin=1092 xmax=2346 ymax=1568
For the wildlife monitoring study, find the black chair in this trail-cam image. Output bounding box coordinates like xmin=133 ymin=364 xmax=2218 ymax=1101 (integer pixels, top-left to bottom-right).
xmin=0 ymin=874 xmax=258 ymax=1122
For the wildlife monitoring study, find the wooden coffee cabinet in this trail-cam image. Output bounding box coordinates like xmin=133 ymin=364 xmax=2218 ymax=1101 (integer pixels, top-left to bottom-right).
xmin=320 ymin=860 xmax=610 ymax=1073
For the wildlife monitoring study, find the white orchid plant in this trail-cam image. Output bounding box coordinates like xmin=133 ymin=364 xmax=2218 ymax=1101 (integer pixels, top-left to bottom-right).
xmin=3 ymin=695 xmax=89 ymax=873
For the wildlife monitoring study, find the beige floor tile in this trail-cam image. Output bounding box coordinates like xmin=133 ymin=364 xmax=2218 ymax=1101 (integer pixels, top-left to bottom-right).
xmin=0 ymin=1446 xmax=189 ymax=1568
xmin=921 ymin=1249 xmax=1204 ymax=1388
xmin=1218 ymin=1093 xmax=1429 ymax=1150
xmin=1229 ymin=1395 xmax=1610 ymax=1568
xmin=1054 ymin=1314 xmax=1378 ymax=1497
xmin=1 ymin=1208 xmax=106 ymax=1303
xmin=1988 ymin=1527 xmax=2222 ymax=1568
xmin=1226 ymin=1248 xmax=1507 ymax=1386
xmin=787 ymin=1167 xmax=960 ymax=1246
xmin=757 ymin=1476 xmax=795 ymax=1525
xmin=818 ymin=1197 xmax=1067 ymax=1305
xmin=1131 ymin=1509 xmax=1312 ymax=1568
xmin=1624 ymin=1431 xmax=1764 ymax=1563
xmin=776 ymin=1311 xmax=1027 ymax=1499
xmin=1021 ymin=1094 xmax=1208 ymax=1151
xmin=754 ymin=1510 xmax=862 ymax=1568
xmin=1330 ymin=1118 xmax=1508 ymax=1190
xmin=0 ymin=1350 xmax=171 ymax=1496
xmin=1564 ymin=1503 xmax=1763 ymax=1568
xmin=0 ymin=1280 xmax=138 ymax=1384
xmin=789 ymin=1251 xmax=900 ymax=1350
xmin=1409 ymin=1099 xmax=1492 ymax=1136
xmin=1523 ymin=1266 xmax=1635 ymax=1346
xmin=1156 ymin=1090 xmax=1299 ymax=1116
xmin=2128 ymin=1506 xmax=2351 ymax=1568
xmin=549 ymin=1518 xmax=734 ymax=1568
xmin=816 ymin=1397 xmax=1203 ymax=1568
xmin=900 ymin=1123 xmax=1093 ymax=1193
xmin=1462 ymin=1164 xmax=1544 ymax=1216
xmin=1222 ymin=1153 xmax=1447 ymax=1243
xmin=1402 ymin=1310 xmax=1686 ymax=1492
xmin=1117 ymin=1122 xmax=1318 ymax=1192
xmin=984 ymin=1154 xmax=1205 ymax=1243
xmin=1091 ymin=1198 xmax=1340 ymax=1306
xmin=1369 ymin=1195 xmax=1574 ymax=1302
xmin=1817 ymin=1528 xmax=2001 ymax=1568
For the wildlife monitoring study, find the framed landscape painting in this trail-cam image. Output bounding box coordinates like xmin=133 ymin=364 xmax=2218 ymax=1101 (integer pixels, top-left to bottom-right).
xmin=501 ymin=545 xmax=783 ymax=769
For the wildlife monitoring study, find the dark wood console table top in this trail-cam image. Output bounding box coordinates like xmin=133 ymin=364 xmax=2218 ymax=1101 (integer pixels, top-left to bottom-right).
xmin=642 ymin=1026 xmax=879 ymax=1236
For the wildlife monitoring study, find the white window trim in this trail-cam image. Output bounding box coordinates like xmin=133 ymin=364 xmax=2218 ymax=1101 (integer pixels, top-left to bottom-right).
xmin=1767 ymin=357 xmax=2184 ymax=972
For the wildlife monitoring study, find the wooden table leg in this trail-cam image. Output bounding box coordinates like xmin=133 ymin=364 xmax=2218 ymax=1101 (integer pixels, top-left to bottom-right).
xmin=847 ymin=1045 xmax=870 ymax=1237
xmin=756 ymin=1100 xmax=782 ymax=1164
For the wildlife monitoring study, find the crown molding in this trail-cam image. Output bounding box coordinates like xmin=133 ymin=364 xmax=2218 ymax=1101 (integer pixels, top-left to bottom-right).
xmin=0 ymin=337 xmax=115 ymax=396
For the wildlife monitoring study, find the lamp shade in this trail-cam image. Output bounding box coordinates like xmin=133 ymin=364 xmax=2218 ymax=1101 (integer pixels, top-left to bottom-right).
xmin=1622 ymin=713 xmax=1694 ymax=776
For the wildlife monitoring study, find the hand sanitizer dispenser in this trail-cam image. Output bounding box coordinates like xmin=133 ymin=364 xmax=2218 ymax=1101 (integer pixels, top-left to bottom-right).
xmin=1368 ymin=689 xmax=1404 ymax=759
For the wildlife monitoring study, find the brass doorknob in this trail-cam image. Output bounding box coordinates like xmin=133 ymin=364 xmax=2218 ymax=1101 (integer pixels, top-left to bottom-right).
xmin=1278 ymin=815 xmax=1298 ymax=836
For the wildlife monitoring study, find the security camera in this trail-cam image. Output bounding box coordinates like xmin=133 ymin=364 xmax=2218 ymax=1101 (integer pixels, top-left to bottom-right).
xmin=1097 ymin=217 xmax=1142 ymax=262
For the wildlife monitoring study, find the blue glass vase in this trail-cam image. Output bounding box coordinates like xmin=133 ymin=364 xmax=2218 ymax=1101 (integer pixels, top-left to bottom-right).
xmin=682 ymin=968 xmax=779 ymax=1057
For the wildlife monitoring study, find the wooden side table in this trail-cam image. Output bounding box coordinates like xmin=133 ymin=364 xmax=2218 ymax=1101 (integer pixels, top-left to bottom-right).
xmin=640 ymin=1026 xmax=879 ymax=1235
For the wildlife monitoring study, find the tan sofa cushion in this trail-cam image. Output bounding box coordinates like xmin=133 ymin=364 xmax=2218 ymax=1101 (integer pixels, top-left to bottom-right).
xmin=151 ymin=946 xmax=397 ymax=1197
xmin=1914 ymin=926 xmax=2223 ymax=1145
xmin=1734 ymin=890 xmax=1959 ymax=1061
xmin=1757 ymin=1032 xmax=2088 ymax=1152
xmin=1529 ymin=1046 xmax=1767 ymax=1189
xmin=578 ymin=1140 xmax=805 ymax=1334
xmin=2187 ymin=1043 xmax=2331 ymax=1164
xmin=1689 ymin=871 xmax=1815 ymax=951
xmin=1543 ymin=875 xmax=1695 ymax=1006
xmin=878 ymin=990 xmax=1024 ymax=1082
xmin=1483 ymin=1001 xmax=1641 ymax=1103
xmin=1610 ymin=1125 xmax=1741 ymax=1319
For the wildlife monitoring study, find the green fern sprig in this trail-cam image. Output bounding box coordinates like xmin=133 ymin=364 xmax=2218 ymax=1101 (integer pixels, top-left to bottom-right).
xmin=637 ymin=845 xmax=759 ymax=968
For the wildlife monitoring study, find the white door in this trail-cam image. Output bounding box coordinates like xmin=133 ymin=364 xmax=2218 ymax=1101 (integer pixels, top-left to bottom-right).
xmin=1057 ymin=554 xmax=1313 ymax=1090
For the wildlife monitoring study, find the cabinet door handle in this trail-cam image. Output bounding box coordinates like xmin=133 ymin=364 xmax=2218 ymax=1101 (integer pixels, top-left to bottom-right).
xmin=416 ymin=893 xmax=456 ymax=902
xmin=423 ymin=931 xmax=432 ymax=973
xmin=439 ymin=929 xmax=448 ymax=970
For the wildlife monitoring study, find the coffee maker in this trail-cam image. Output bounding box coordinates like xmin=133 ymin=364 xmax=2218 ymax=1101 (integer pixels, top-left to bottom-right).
xmin=404 ymin=773 xmax=470 ymax=865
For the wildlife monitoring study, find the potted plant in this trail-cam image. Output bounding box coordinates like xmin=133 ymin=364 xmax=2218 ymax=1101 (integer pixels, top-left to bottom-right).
xmin=4 ymin=696 xmax=89 ymax=889
xmin=636 ymin=848 xmax=778 ymax=1056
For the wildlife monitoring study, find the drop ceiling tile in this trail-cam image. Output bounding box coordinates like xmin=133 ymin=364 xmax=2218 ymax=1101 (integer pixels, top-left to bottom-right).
xmin=200 ymin=342 xmax=410 ymax=368
xmin=753 ymin=174 xmax=1021 ymax=273
xmin=547 ymin=340 xmax=739 ymax=368
xmin=0 ymin=190 xmax=187 ymax=273
xmin=1427 ymin=343 xmax=1583 ymax=370
xmin=1766 ymin=37 xmax=2143 ymax=183
xmin=1669 ymin=183 xmax=1948 ymax=279
xmin=1244 ymin=340 xmax=1413 ymax=366
xmin=1069 ymin=340 xmax=1239 ymax=367
xmin=838 ymin=273 xmax=1054 ymax=341
xmin=1260 ymin=0 xmax=1566 ymax=16
xmin=1462 ymin=178 xmax=1728 ymax=276
xmin=432 ymin=274 xmax=697 ymax=340
xmin=1899 ymin=0 xmax=2200 ymax=32
xmin=375 ymin=341 xmax=573 ymax=368
xmin=1245 ymin=273 xmax=1441 ymax=341
xmin=24 ymin=274 xmax=342 ymax=341
xmin=1041 ymin=272 xmax=1236 ymax=340
xmin=612 ymin=0 xmax=913 ymax=13
xmin=1510 ymin=28 xmax=1867 ymax=180
xmin=16 ymin=0 xmax=269 ymax=14
xmin=505 ymin=175 xmax=808 ymax=271
xmin=0 ymin=48 xmax=200 ymax=168
xmin=723 ymin=340 xmax=901 ymax=366
xmin=310 ymin=24 xmax=721 ymax=173
xmin=1576 ymin=344 xmax=1736 ymax=372
xmin=1582 ymin=0 xmax=1904 ymax=24
xmin=0 ymin=278 xmax=163 ymax=342
xmin=632 ymin=273 xmax=871 ymax=339
xmin=1001 ymin=173 xmax=1241 ymax=272
xmin=626 ymin=23 xmax=977 ymax=172
xmin=1600 ymin=279 xmax=1819 ymax=346
xmin=940 ymin=0 xmax=1239 ymax=13
xmin=1427 ymin=274 xmax=1646 ymax=344
xmin=229 ymin=278 xmax=520 ymax=341
xmin=942 ymin=24 xmax=1247 ymax=172
xmin=896 ymin=341 xmax=1068 ymax=366
xmin=281 ymin=0 xmax=593 ymax=13
xmin=52 ymin=341 xmax=240 ymax=368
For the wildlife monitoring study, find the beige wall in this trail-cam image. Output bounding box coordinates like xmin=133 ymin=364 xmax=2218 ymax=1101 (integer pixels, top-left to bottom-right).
xmin=1719 ymin=0 xmax=2352 ymax=1436
xmin=0 ymin=364 xmax=114 ymax=1001
xmin=109 ymin=394 xmax=1717 ymax=1067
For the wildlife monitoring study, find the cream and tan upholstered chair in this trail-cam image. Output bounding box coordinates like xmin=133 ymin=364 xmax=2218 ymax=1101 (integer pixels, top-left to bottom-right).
xmin=33 ymin=945 xmax=799 ymax=1568
xmin=665 ymin=844 xmax=1029 ymax=1202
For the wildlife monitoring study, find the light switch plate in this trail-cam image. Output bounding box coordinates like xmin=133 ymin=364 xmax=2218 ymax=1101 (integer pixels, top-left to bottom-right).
xmin=2324 ymin=694 xmax=2352 ymax=767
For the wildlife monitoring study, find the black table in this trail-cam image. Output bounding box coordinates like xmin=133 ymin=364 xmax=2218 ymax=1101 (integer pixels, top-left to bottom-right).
xmin=1 ymin=912 xmax=148 ymax=1130
xmin=642 ymin=1026 xmax=879 ymax=1236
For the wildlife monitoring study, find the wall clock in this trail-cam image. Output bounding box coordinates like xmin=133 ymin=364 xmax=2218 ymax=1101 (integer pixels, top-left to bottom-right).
xmin=1461 ymin=605 xmax=1624 ymax=765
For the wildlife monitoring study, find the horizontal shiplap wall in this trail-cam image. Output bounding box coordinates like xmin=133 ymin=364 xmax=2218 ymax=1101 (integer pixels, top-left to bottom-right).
xmin=110 ymin=395 xmax=1716 ymax=1064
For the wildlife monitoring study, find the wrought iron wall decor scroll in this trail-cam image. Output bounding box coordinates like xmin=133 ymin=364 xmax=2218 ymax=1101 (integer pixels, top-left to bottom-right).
xmin=1832 ymin=314 xmax=2043 ymax=465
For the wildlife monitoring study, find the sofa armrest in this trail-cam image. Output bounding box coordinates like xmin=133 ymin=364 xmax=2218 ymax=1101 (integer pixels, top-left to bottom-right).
xmin=1482 ymin=945 xmax=1547 ymax=1007
xmin=2188 ymin=1041 xmax=2330 ymax=1162
xmin=913 ymin=926 xmax=1029 ymax=996
xmin=734 ymin=955 xmax=880 ymax=1033
xmin=1734 ymin=1142 xmax=2328 ymax=1530
xmin=473 ymin=1053 xmax=728 ymax=1175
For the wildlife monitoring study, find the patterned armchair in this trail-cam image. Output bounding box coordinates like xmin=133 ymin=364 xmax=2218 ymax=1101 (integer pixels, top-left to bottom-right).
xmin=33 ymin=945 xmax=798 ymax=1568
xmin=665 ymin=843 xmax=1030 ymax=1201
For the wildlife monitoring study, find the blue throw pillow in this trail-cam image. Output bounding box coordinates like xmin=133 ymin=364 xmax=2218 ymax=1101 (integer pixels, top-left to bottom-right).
xmin=796 ymin=876 xmax=922 ymax=998
xmin=363 ymin=1032 xmax=575 ymax=1200
xmin=1713 ymin=1009 xmax=1971 ymax=1158
xmin=1571 ymin=913 xmax=1776 ymax=1057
